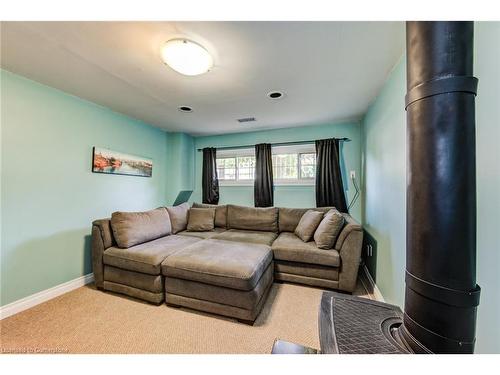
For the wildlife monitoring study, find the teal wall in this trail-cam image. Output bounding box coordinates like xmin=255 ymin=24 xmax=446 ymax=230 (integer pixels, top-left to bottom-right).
xmin=2 ymin=23 xmax=497 ymax=352
xmin=0 ymin=70 xmax=169 ymax=306
xmin=192 ymin=122 xmax=363 ymax=221
xmin=165 ymin=132 xmax=194 ymax=205
xmin=361 ymin=22 xmax=500 ymax=353
xmin=474 ymin=21 xmax=500 ymax=354
xmin=361 ymin=56 xmax=406 ymax=307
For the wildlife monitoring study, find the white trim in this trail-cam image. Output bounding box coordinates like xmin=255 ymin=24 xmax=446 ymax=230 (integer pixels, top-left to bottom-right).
xmin=361 ymin=265 xmax=385 ymax=302
xmin=274 ymin=179 xmax=315 ymax=186
xmin=219 ymin=179 xmax=315 ymax=187
xmin=0 ymin=273 xmax=94 ymax=320
xmin=219 ymin=180 xmax=253 ymax=186
xmin=217 ymin=148 xmax=255 ymax=158
xmin=272 ymin=143 xmax=315 ymax=154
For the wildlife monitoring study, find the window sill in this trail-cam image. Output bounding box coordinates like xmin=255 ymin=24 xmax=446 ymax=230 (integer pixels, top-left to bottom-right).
xmin=219 ymin=182 xmax=253 ymax=187
xmin=219 ymin=181 xmax=315 ymax=187
xmin=275 ymin=181 xmax=315 ymax=187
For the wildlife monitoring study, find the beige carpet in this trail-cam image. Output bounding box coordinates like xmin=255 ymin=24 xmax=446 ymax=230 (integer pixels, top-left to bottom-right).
xmin=1 ymin=281 xmax=369 ymax=354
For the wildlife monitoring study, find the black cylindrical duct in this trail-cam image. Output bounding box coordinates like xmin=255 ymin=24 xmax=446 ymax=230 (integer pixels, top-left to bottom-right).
xmin=401 ymin=21 xmax=481 ymax=353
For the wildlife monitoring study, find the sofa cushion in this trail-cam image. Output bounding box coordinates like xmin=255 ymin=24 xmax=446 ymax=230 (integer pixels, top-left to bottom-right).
xmin=104 ymin=265 xmax=164 ymax=293
xmin=192 ymin=202 xmax=227 ymax=228
xmin=187 ymin=208 xmax=215 ymax=231
xmin=334 ymin=213 xmax=363 ymax=250
xmin=110 ymin=208 xmax=171 ymax=248
xmin=278 ymin=207 xmax=333 ymax=232
xmin=161 ymin=239 xmax=273 ymax=291
xmin=177 ymin=227 xmax=226 ymax=240
xmin=212 ymin=229 xmax=278 ymax=246
xmin=166 ymin=203 xmax=190 ymax=234
xmin=164 ymin=264 xmax=273 ymax=310
xmin=272 ymin=232 xmax=340 ymax=267
xmin=103 ymin=235 xmax=200 ymax=275
xmin=314 ymin=209 xmax=345 ymax=249
xmin=227 ymin=204 xmax=278 ymax=233
xmin=275 ymin=260 xmax=339 ymax=281
xmin=294 ymin=210 xmax=324 ymax=242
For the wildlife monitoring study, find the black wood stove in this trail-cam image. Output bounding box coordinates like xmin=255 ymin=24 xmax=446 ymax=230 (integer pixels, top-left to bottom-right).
xmin=271 ymin=21 xmax=481 ymax=356
xmin=318 ymin=21 xmax=481 ymax=355
xmin=319 ymin=292 xmax=407 ymax=354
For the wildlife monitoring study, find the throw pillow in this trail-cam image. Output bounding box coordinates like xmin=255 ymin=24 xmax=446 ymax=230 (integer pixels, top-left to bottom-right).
xmin=166 ymin=202 xmax=190 ymax=234
xmin=187 ymin=208 xmax=216 ymax=231
xmin=111 ymin=208 xmax=171 ymax=248
xmin=192 ymin=202 xmax=227 ymax=228
xmin=314 ymin=209 xmax=345 ymax=249
xmin=294 ymin=210 xmax=324 ymax=242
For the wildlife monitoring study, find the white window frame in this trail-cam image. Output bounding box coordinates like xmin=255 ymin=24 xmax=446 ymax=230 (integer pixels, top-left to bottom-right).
xmin=272 ymin=144 xmax=316 ymax=186
xmin=216 ymin=144 xmax=316 ymax=186
xmin=217 ymin=148 xmax=255 ymax=186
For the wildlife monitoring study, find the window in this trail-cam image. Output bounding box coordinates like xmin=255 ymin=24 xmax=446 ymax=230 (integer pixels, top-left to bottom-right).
xmin=271 ymin=144 xmax=316 ymax=184
xmin=216 ymin=148 xmax=255 ymax=184
xmin=273 ymin=154 xmax=298 ymax=179
xmin=216 ymin=144 xmax=316 ymax=185
xmin=299 ymin=153 xmax=316 ymax=179
xmin=216 ymin=157 xmax=236 ymax=180
xmin=237 ymin=156 xmax=255 ymax=180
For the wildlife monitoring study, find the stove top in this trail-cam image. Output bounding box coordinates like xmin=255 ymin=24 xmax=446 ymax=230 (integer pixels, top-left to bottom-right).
xmin=319 ymin=292 xmax=410 ymax=354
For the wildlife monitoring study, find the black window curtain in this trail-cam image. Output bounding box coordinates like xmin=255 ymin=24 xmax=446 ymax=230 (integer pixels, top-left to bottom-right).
xmin=315 ymin=138 xmax=347 ymax=212
xmin=254 ymin=143 xmax=274 ymax=207
xmin=202 ymin=147 xmax=220 ymax=204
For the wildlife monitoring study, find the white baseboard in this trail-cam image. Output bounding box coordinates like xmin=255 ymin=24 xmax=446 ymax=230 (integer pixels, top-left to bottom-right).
xmin=0 ymin=273 xmax=94 ymax=320
xmin=361 ymin=265 xmax=385 ymax=302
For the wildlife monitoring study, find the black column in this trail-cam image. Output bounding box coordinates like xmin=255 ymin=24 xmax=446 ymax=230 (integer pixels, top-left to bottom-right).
xmin=401 ymin=21 xmax=481 ymax=353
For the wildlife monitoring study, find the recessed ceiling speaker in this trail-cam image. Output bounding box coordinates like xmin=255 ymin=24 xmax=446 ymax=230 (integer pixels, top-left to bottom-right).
xmin=267 ymin=91 xmax=285 ymax=99
xmin=237 ymin=117 xmax=256 ymax=123
xmin=178 ymin=106 xmax=193 ymax=113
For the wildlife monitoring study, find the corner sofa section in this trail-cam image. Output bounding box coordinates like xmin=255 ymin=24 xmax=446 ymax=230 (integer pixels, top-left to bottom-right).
xmin=271 ymin=207 xmax=363 ymax=292
xmin=92 ymin=216 xmax=200 ymax=304
xmin=91 ymin=203 xmax=363 ymax=322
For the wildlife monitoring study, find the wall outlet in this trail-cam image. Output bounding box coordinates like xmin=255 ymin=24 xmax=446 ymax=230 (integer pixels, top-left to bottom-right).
xmin=350 ymin=170 xmax=356 ymax=179
xmin=366 ymin=244 xmax=373 ymax=257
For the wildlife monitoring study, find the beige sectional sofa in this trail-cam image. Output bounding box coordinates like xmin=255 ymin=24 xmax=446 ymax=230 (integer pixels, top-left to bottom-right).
xmin=92 ymin=203 xmax=363 ymax=323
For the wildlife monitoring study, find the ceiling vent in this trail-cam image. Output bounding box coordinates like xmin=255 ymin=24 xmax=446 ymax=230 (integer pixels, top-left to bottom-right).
xmin=237 ymin=117 xmax=256 ymax=123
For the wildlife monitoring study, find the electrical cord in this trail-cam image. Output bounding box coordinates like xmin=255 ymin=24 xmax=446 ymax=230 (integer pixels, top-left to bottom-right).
xmin=348 ymin=174 xmax=360 ymax=211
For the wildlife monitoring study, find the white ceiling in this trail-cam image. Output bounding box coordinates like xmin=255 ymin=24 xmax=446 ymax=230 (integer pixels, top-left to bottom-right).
xmin=0 ymin=22 xmax=404 ymax=136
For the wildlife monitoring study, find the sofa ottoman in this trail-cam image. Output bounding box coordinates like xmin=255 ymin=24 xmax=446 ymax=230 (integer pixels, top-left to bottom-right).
xmin=161 ymin=239 xmax=274 ymax=324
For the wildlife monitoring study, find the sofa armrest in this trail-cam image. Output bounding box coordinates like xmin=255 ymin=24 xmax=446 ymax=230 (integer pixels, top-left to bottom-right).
xmin=91 ymin=219 xmax=113 ymax=289
xmin=338 ymin=228 xmax=363 ymax=293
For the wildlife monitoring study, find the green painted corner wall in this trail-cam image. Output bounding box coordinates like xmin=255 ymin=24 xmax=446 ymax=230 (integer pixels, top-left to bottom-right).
xmin=192 ymin=122 xmax=363 ymax=222
xmin=165 ymin=132 xmax=194 ymax=205
xmin=0 ymin=70 xmax=169 ymax=306
xmin=361 ymin=55 xmax=406 ymax=307
xmin=361 ymin=22 xmax=500 ymax=353
xmin=473 ymin=21 xmax=500 ymax=354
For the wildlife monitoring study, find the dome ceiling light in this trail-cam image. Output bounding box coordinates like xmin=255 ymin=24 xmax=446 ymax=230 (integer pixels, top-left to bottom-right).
xmin=161 ymin=39 xmax=213 ymax=76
